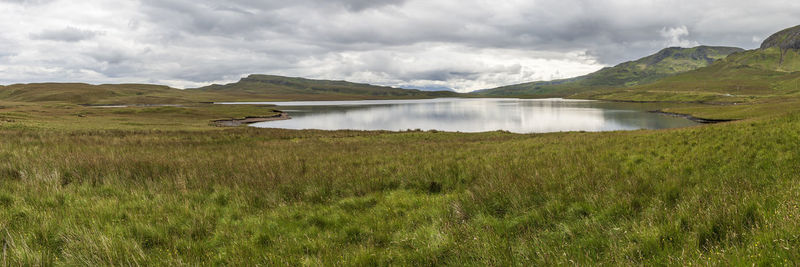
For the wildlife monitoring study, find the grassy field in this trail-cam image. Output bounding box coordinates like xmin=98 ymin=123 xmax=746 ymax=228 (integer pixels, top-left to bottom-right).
xmin=0 ymin=98 xmax=799 ymax=265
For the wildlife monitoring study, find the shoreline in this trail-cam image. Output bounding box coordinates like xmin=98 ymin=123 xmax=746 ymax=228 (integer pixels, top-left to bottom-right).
xmin=80 ymin=104 xmax=185 ymax=108
xmin=212 ymin=112 xmax=291 ymax=127
xmin=649 ymin=110 xmax=736 ymax=124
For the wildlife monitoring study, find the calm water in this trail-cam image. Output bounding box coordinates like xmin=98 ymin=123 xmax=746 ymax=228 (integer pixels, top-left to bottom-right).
xmin=219 ymin=98 xmax=698 ymax=133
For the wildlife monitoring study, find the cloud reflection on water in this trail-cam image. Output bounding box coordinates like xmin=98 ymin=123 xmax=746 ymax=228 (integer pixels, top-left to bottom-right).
xmin=241 ymin=98 xmax=697 ymax=133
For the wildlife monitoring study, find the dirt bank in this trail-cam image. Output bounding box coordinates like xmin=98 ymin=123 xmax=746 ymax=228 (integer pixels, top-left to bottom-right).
xmin=649 ymin=110 xmax=736 ymax=124
xmin=212 ymin=112 xmax=291 ymax=127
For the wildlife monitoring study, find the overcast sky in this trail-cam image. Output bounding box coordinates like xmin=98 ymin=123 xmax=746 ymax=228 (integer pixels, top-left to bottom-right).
xmin=1 ymin=0 xmax=798 ymax=92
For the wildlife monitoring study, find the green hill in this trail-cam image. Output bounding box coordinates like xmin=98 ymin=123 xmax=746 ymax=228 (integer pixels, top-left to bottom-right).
xmin=0 ymin=75 xmax=464 ymax=104
xmin=192 ymin=74 xmax=462 ymax=101
xmin=479 ymin=46 xmax=744 ymax=96
xmin=0 ymin=83 xmax=193 ymax=104
xmin=586 ymin=25 xmax=800 ymax=103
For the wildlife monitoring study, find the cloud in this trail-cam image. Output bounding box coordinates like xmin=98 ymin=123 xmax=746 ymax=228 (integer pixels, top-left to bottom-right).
xmin=1 ymin=0 xmax=800 ymax=92
xmin=660 ymin=26 xmax=699 ymax=48
xmin=337 ymin=0 xmax=407 ymax=11
xmin=0 ymin=0 xmax=55 ymax=5
xmin=30 ymin=26 xmax=102 ymax=42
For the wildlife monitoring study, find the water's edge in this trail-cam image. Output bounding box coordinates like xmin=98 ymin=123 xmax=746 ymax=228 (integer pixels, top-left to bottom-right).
xmin=216 ymin=98 xmax=700 ymax=133
xmin=213 ymin=112 xmax=291 ymax=127
xmin=648 ymin=110 xmax=736 ymax=124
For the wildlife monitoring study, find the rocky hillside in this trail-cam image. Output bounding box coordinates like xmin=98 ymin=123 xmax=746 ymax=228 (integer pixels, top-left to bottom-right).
xmin=760 ymin=25 xmax=800 ymax=50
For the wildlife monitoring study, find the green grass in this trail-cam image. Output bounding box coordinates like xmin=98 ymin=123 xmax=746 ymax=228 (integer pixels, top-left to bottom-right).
xmin=1 ymin=100 xmax=799 ymax=265
xmin=0 ymin=101 xmax=282 ymax=130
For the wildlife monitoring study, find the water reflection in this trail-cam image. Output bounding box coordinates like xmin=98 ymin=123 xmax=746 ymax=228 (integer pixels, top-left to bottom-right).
xmin=224 ymin=98 xmax=698 ymax=133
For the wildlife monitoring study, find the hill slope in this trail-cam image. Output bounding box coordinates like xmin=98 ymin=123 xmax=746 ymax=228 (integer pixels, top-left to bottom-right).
xmin=761 ymin=25 xmax=800 ymax=51
xmin=192 ymin=74 xmax=461 ymax=101
xmin=0 ymin=83 xmax=193 ymax=104
xmin=0 ymin=75 xmax=464 ymax=104
xmin=585 ymin=25 xmax=800 ymax=103
xmin=480 ymin=46 xmax=744 ymax=96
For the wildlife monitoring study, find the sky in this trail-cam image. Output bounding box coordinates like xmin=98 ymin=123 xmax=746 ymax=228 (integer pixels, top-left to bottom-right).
xmin=1 ymin=0 xmax=799 ymax=92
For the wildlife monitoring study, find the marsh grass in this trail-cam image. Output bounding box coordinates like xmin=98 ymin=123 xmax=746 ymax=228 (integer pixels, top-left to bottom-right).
xmin=0 ymin=101 xmax=799 ymax=265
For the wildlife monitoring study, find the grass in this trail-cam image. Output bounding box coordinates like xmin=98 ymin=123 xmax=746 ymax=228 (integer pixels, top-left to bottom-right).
xmin=1 ymin=99 xmax=799 ymax=265
xmin=0 ymin=101 xmax=281 ymax=131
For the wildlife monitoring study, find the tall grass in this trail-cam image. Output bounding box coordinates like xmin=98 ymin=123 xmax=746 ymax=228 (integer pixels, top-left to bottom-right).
xmin=1 ymin=108 xmax=799 ymax=264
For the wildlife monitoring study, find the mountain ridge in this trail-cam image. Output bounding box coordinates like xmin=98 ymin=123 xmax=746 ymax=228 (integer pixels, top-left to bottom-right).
xmin=760 ymin=25 xmax=800 ymax=50
xmin=477 ymin=45 xmax=744 ymax=96
xmin=0 ymin=75 xmax=463 ymax=104
xmin=193 ymin=74 xmax=461 ymax=100
xmin=581 ymin=25 xmax=800 ymax=103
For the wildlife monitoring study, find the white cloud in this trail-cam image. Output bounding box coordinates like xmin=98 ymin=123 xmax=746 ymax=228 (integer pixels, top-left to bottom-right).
xmin=660 ymin=26 xmax=699 ymax=48
xmin=0 ymin=0 xmax=799 ymax=92
xmin=292 ymin=44 xmax=604 ymax=92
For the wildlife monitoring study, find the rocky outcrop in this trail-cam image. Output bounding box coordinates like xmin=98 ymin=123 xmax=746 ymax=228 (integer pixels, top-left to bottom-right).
xmin=760 ymin=25 xmax=800 ymax=50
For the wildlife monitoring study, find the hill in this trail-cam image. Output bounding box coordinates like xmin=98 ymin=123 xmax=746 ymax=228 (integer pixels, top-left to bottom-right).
xmin=761 ymin=25 xmax=800 ymax=51
xmin=479 ymin=46 xmax=744 ymax=96
xmin=0 ymin=83 xmax=194 ymax=104
xmin=585 ymin=25 xmax=800 ymax=103
xmin=192 ymin=74 xmax=462 ymax=101
xmin=0 ymin=75 xmax=464 ymax=104
xmin=400 ymin=85 xmax=456 ymax=92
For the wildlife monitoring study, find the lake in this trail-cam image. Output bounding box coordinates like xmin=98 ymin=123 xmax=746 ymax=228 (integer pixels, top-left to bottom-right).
xmin=218 ymin=98 xmax=698 ymax=133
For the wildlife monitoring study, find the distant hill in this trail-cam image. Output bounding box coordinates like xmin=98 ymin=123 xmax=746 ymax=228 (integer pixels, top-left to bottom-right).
xmin=582 ymin=25 xmax=800 ymax=103
xmin=478 ymin=46 xmax=744 ymax=96
xmin=192 ymin=74 xmax=461 ymax=101
xmin=400 ymin=85 xmax=456 ymax=92
xmin=0 ymin=83 xmax=192 ymax=104
xmin=0 ymin=75 xmax=464 ymax=104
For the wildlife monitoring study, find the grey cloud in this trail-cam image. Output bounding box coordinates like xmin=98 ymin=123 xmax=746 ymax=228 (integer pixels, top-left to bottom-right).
xmin=136 ymin=0 xmax=798 ymax=64
xmin=30 ymin=27 xmax=101 ymax=42
xmin=0 ymin=52 xmax=14 ymax=61
xmin=2 ymin=0 xmax=800 ymax=91
xmin=85 ymin=49 xmax=133 ymax=65
xmin=337 ymin=0 xmax=407 ymax=11
xmin=136 ymin=0 xmax=407 ymax=38
xmin=0 ymin=0 xmax=55 ymax=5
xmin=405 ymin=71 xmax=482 ymax=82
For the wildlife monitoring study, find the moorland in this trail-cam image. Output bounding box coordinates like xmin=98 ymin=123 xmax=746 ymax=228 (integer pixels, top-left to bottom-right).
xmin=1 ymin=25 xmax=800 ymax=265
